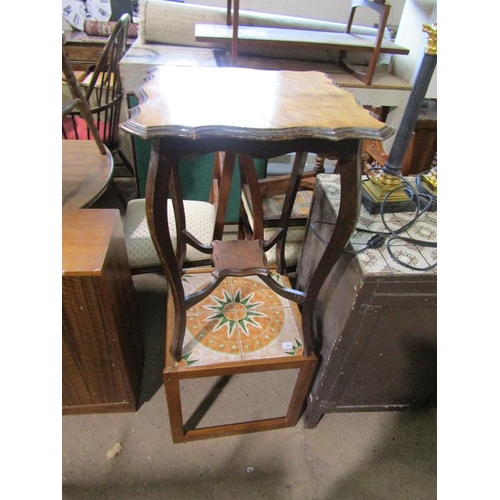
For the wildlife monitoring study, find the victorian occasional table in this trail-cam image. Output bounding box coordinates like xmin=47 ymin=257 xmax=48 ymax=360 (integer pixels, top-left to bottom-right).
xmin=120 ymin=66 xmax=393 ymax=442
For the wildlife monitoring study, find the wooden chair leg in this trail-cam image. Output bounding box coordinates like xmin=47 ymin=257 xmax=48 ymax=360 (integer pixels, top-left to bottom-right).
xmin=116 ymin=148 xmax=140 ymax=198
xmin=339 ymin=0 xmax=391 ymax=85
xmin=285 ymin=359 xmax=318 ymax=425
xmin=163 ymin=372 xmax=185 ymax=444
xmin=314 ymin=155 xmax=326 ymax=174
xmin=164 ymin=356 xmax=316 ymax=443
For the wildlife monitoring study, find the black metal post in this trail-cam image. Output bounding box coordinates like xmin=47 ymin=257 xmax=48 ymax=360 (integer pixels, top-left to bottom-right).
xmin=383 ymin=27 xmax=437 ymax=176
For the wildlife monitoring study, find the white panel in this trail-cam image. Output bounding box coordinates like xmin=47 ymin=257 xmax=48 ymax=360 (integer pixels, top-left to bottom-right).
xmin=394 ymin=0 xmax=437 ymax=98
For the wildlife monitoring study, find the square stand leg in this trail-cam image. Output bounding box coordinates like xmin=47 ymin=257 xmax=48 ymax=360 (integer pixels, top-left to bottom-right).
xmin=163 ymin=270 xmax=317 ymax=443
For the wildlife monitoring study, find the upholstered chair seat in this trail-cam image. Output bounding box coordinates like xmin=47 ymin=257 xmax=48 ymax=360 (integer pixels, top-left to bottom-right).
xmin=123 ymin=198 xmax=216 ymax=272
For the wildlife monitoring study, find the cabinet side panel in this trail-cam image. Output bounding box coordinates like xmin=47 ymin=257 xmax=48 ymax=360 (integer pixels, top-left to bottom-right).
xmin=62 ymin=276 xmax=130 ymax=409
xmin=98 ymin=220 xmax=142 ymax=406
xmin=338 ymin=298 xmax=437 ymax=410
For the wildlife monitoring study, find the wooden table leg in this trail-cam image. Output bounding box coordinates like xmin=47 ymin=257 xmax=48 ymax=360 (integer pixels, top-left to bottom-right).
xmin=145 ymin=139 xmax=187 ymax=362
xmin=163 ymin=372 xmax=185 ymax=443
xmin=300 ymin=146 xmax=362 ymax=354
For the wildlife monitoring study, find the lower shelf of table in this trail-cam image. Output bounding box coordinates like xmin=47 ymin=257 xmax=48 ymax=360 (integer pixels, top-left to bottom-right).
xmin=170 ymin=270 xmax=306 ymax=368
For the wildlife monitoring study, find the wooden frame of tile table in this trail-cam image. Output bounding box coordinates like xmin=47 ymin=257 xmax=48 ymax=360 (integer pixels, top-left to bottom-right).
xmin=163 ymin=269 xmax=317 ymax=442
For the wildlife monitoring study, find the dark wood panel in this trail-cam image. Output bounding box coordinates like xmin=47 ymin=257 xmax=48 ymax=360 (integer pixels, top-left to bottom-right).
xmin=338 ymin=304 xmax=437 ymax=409
xmin=63 ymin=276 xmax=129 ymax=407
xmin=296 ymin=178 xmax=437 ymax=428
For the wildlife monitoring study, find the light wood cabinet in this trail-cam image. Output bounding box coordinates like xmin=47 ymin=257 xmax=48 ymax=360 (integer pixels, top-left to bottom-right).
xmin=62 ymin=209 xmax=142 ymax=414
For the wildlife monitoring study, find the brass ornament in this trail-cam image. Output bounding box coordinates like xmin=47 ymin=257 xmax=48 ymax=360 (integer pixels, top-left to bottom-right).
xmin=421 ymin=166 xmax=437 ymax=194
xmin=422 ymin=23 xmax=437 ymax=56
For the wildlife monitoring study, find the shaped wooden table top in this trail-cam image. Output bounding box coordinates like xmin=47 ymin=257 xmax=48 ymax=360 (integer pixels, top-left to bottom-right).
xmin=120 ymin=66 xmax=392 ymax=143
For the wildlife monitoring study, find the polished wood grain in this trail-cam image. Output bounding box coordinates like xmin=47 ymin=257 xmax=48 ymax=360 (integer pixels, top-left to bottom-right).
xmin=210 ymin=50 xmax=413 ymax=90
xmin=62 ymin=140 xmax=114 ymax=208
xmin=119 ymin=40 xmax=220 ymax=94
xmin=63 ymin=208 xmax=121 ymax=275
xmin=122 ymin=66 xmax=392 ymax=142
xmin=211 ymin=239 xmax=268 ymax=278
xmin=62 ymin=209 xmax=142 ymax=414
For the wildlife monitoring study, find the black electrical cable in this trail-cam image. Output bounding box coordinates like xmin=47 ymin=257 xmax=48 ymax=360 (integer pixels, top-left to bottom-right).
xmin=376 ymin=170 xmax=437 ymax=271
xmin=310 ymin=171 xmax=437 ymax=271
xmin=310 ymin=220 xmax=388 ymax=255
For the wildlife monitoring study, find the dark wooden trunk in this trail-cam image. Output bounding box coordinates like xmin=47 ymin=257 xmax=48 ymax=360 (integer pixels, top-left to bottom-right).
xmin=296 ymin=176 xmax=437 ymax=428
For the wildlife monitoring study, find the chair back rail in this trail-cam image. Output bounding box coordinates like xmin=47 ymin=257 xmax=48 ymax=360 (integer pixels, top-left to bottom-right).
xmin=63 ymin=14 xmax=130 ymax=154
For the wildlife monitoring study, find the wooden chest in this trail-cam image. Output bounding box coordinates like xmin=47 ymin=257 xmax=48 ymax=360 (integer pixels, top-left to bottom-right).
xmin=62 ymin=209 xmax=142 ymax=414
xmin=296 ymin=175 xmax=437 ymax=428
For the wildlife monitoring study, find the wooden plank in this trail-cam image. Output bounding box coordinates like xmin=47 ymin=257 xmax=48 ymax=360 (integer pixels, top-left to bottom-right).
xmin=195 ymin=24 xmax=409 ymax=55
xmin=62 ymin=209 xmax=120 ymax=276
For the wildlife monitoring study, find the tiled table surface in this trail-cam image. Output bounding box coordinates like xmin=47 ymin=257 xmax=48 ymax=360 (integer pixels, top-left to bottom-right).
xmin=177 ymin=272 xmax=304 ymax=367
xmin=317 ymin=174 xmax=437 ymax=274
